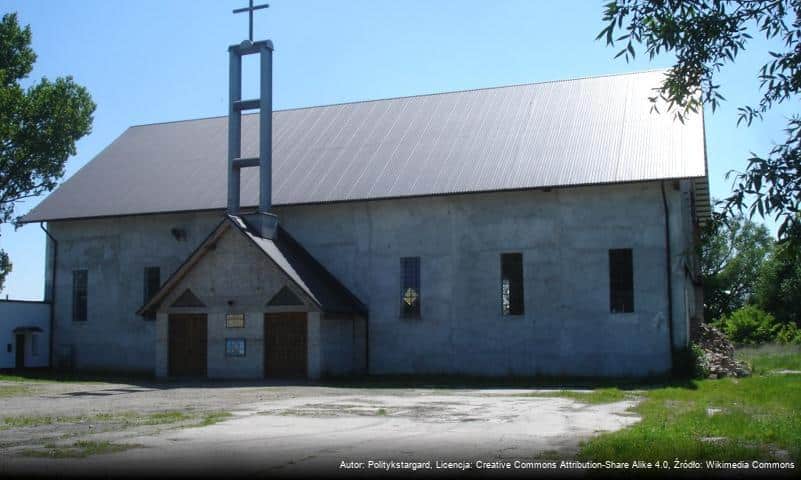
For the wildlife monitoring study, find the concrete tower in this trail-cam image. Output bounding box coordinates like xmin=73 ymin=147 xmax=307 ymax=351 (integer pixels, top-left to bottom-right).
xmin=227 ymin=2 xmax=277 ymax=239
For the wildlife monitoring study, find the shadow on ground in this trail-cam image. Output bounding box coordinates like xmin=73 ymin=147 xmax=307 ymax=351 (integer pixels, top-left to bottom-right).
xmin=1 ymin=368 xmax=699 ymax=392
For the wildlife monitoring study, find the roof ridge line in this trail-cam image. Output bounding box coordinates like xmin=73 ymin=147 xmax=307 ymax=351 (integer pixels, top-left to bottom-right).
xmin=128 ymin=68 xmax=669 ymax=129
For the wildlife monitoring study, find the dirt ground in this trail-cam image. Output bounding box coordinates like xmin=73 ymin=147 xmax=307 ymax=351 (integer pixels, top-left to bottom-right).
xmin=0 ymin=379 xmax=640 ymax=477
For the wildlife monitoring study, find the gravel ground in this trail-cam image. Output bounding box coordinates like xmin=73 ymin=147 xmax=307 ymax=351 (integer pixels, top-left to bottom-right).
xmin=0 ymin=379 xmax=640 ymax=477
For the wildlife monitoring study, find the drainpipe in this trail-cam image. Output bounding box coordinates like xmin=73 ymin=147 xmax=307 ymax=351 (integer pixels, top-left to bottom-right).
xmin=660 ymin=182 xmax=675 ymax=370
xmin=39 ymin=222 xmax=57 ymax=369
xmin=364 ymin=315 xmax=370 ymax=376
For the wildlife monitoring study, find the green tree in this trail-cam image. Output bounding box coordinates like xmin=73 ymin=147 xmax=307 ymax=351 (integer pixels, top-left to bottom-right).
xmin=700 ymin=214 xmax=773 ymax=322
xmin=597 ymin=0 xmax=801 ymax=241
xmin=0 ymin=12 xmax=94 ymax=291
xmin=755 ymin=240 xmax=801 ymax=326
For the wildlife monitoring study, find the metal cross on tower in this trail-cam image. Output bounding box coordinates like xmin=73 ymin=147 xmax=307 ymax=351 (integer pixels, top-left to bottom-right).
xmin=233 ymin=0 xmax=269 ymax=42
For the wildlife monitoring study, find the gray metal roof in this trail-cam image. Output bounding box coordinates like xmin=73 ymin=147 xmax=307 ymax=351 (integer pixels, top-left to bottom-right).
xmin=230 ymin=215 xmax=367 ymax=315
xmin=23 ymin=70 xmax=707 ymax=223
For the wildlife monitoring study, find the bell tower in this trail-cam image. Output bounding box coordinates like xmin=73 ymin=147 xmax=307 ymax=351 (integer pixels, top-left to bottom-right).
xmin=227 ymin=1 xmax=277 ymax=239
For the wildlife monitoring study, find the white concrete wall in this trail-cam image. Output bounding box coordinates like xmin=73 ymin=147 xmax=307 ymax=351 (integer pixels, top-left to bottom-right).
xmin=276 ymin=182 xmax=694 ymax=377
xmin=47 ymin=212 xmax=221 ymax=372
xmin=48 ymin=181 xmax=697 ymax=377
xmin=207 ymin=311 xmax=265 ymax=379
xmin=154 ymin=312 xmax=168 ymax=378
xmin=0 ymin=300 xmax=50 ymax=369
xmin=307 ymin=311 xmax=321 ymax=380
xmin=320 ymin=314 xmax=367 ymax=377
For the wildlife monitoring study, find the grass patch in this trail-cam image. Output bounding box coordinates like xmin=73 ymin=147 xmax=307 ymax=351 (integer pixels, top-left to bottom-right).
xmin=737 ymin=344 xmax=801 ymax=375
xmin=0 ymin=374 xmax=55 ymax=383
xmin=376 ymin=408 xmax=388 ymax=416
xmin=535 ymin=450 xmax=565 ymax=460
xmin=1 ymin=415 xmax=71 ymax=428
xmin=21 ymin=440 xmax=142 ymax=458
xmin=91 ymin=410 xmax=191 ymax=425
xmin=140 ymin=411 xmax=191 ymax=425
xmin=94 ymin=410 xmax=192 ymax=426
xmin=2 ymin=410 xmax=202 ymax=430
xmin=520 ymin=388 xmax=635 ymax=404
xmin=196 ymin=411 xmax=233 ymax=427
xmin=0 ymin=385 xmax=30 ymax=398
xmin=0 ymin=370 xmax=152 ymax=384
xmin=577 ymin=346 xmax=801 ymax=463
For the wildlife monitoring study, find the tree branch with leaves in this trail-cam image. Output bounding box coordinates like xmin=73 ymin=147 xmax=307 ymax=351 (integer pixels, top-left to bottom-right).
xmin=598 ymin=0 xmax=801 ymax=240
xmin=0 ymin=12 xmax=95 ymax=291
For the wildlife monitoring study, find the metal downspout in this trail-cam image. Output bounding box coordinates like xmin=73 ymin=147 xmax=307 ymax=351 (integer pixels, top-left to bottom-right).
xmin=660 ymin=182 xmax=675 ymax=371
xmin=39 ymin=222 xmax=57 ymax=369
xmin=364 ymin=203 xmax=372 ymax=376
xmin=364 ymin=314 xmax=370 ymax=376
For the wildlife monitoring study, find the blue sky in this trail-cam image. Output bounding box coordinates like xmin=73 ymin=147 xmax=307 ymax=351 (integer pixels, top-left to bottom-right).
xmin=0 ymin=0 xmax=792 ymax=300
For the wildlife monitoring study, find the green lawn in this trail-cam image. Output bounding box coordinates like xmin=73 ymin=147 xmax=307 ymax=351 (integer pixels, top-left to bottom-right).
xmin=576 ymin=346 xmax=801 ymax=463
xmin=519 ymin=387 xmax=636 ymax=404
xmin=737 ymin=344 xmax=801 ymax=375
xmin=0 ymin=410 xmax=231 ymax=430
xmin=21 ymin=440 xmax=143 ymax=458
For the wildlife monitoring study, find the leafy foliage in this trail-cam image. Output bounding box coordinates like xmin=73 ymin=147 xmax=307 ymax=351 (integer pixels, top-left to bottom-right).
xmin=716 ymin=305 xmax=779 ymax=345
xmin=0 ymin=12 xmax=94 ymax=291
xmin=598 ymin=0 xmax=801 ymax=242
xmin=754 ymin=240 xmax=801 ymax=326
xmin=699 ymin=214 xmax=772 ymax=322
xmin=776 ymin=322 xmax=801 ymax=344
xmin=0 ymin=249 xmax=9 ymax=289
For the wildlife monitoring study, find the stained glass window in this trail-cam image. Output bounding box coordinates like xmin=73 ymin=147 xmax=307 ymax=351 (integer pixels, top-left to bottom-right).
xmin=501 ymin=253 xmax=524 ymax=315
xmin=400 ymin=257 xmax=421 ymax=318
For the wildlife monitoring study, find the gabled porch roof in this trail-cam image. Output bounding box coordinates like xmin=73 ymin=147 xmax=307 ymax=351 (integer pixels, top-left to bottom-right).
xmin=136 ymin=215 xmax=367 ymax=316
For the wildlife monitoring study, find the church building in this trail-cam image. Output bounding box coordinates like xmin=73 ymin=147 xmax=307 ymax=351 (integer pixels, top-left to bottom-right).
xmin=21 ymin=34 xmax=708 ymax=379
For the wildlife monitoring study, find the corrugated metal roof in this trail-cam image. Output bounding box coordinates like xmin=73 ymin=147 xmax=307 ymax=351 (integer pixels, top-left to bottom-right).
xmin=22 ymin=70 xmax=707 ymax=223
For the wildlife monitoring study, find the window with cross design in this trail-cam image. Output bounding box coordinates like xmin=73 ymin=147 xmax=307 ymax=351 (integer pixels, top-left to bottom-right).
xmin=400 ymin=257 xmax=421 ymax=318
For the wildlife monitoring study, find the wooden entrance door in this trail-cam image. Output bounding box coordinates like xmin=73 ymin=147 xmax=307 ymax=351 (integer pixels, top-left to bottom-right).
xmin=168 ymin=314 xmax=207 ymax=377
xmin=264 ymin=312 xmax=307 ymax=378
xmin=15 ymin=334 xmax=24 ymax=369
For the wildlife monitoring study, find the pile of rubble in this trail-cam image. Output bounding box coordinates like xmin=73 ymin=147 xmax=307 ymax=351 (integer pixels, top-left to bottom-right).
xmin=695 ymin=324 xmax=751 ymax=378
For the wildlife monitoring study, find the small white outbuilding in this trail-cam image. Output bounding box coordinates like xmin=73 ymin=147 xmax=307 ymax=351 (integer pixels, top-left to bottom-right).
xmin=0 ymin=299 xmax=50 ymax=369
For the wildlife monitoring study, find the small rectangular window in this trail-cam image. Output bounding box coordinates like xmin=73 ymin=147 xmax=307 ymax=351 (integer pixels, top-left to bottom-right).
xmin=609 ymin=249 xmax=634 ymax=313
xmin=225 ymin=313 xmax=245 ymax=328
xmin=72 ymin=269 xmax=88 ymax=322
xmin=31 ymin=334 xmax=39 ymax=356
xmin=501 ymin=253 xmax=524 ymax=315
xmin=143 ymin=267 xmax=160 ymax=320
xmin=225 ymin=338 xmax=246 ymax=357
xmin=400 ymin=257 xmax=421 ymax=318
